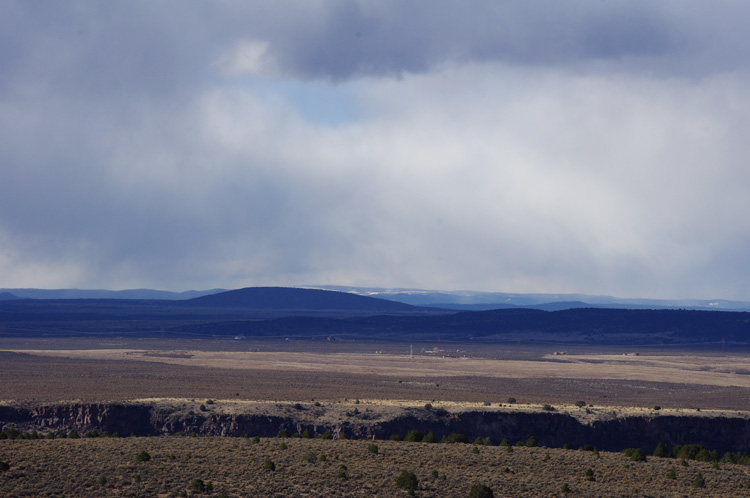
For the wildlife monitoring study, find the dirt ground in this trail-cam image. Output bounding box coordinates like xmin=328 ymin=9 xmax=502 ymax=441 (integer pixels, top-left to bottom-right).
xmin=2 ymin=337 xmax=750 ymax=411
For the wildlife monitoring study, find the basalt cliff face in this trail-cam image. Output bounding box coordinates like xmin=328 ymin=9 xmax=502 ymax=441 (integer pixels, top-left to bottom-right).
xmin=2 ymin=402 xmax=749 ymax=453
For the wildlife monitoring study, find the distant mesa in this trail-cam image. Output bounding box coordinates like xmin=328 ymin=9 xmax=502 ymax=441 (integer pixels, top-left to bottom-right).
xmin=182 ymin=286 xmax=418 ymax=312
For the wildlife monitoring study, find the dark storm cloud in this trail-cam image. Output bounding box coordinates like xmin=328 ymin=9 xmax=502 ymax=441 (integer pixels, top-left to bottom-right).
xmin=265 ymin=1 xmax=679 ymax=79
xmin=0 ymin=1 xmax=740 ymax=97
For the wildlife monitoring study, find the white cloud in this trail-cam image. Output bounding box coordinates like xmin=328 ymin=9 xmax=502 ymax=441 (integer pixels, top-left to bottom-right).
xmin=215 ymin=40 xmax=275 ymax=77
xmin=1 ymin=2 xmax=750 ymax=299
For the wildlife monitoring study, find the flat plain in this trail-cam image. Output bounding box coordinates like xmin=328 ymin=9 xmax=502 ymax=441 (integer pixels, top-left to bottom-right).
xmin=1 ymin=337 xmax=750 ymax=411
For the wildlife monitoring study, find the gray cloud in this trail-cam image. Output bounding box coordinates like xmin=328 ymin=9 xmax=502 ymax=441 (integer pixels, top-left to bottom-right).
xmin=267 ymin=1 xmax=677 ymax=78
xmin=2 ymin=1 xmax=750 ymax=299
xmin=230 ymin=1 xmax=749 ymax=80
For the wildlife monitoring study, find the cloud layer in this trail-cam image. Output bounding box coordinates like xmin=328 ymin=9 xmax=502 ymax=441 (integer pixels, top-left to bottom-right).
xmin=2 ymin=1 xmax=750 ymax=299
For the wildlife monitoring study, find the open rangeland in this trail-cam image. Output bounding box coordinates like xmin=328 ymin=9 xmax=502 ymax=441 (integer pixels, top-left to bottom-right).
xmin=1 ymin=337 xmax=750 ymax=411
xmin=2 ymin=436 xmax=749 ymax=497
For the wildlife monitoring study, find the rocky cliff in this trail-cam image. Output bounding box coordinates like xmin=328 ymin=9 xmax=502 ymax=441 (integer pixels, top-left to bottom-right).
xmin=2 ymin=401 xmax=749 ymax=453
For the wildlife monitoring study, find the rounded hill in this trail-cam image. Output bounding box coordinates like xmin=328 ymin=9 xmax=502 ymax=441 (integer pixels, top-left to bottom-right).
xmin=181 ymin=287 xmax=419 ymax=313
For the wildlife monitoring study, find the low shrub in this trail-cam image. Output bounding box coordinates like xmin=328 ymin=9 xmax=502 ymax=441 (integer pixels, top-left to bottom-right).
xmin=622 ymin=448 xmax=647 ymax=462
xmin=653 ymin=443 xmax=669 ymax=458
xmin=396 ymin=470 xmax=418 ymax=493
xmin=468 ymin=483 xmax=494 ymax=498
xmin=692 ymin=472 xmax=705 ymax=488
xmin=191 ymin=478 xmax=213 ymax=492
xmin=405 ymin=430 xmax=424 ymax=442
xmin=135 ymin=451 xmax=151 ymax=462
xmin=423 ymin=432 xmax=437 ymax=443
xmin=316 ymin=430 xmax=332 ymax=440
xmin=441 ymin=433 xmax=467 ymax=444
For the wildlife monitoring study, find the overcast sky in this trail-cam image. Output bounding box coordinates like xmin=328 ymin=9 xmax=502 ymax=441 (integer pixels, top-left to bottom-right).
xmin=2 ymin=1 xmax=750 ymax=300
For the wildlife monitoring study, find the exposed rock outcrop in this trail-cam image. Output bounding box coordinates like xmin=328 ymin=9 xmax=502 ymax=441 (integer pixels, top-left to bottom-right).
xmin=2 ymin=401 xmax=749 ymax=453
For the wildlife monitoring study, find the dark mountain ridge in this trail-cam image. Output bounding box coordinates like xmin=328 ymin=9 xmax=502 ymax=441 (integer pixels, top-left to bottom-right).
xmin=0 ymin=287 xmax=748 ymax=345
xmin=171 ymin=307 xmax=750 ymax=345
xmin=181 ymin=286 xmax=419 ymax=313
xmin=318 ymin=285 xmax=750 ymax=311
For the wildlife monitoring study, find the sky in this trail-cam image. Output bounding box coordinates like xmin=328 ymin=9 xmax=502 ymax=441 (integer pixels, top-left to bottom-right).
xmin=2 ymin=1 xmax=750 ymax=300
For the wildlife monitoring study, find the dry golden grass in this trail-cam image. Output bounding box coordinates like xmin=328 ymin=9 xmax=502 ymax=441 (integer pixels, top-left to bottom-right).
xmin=2 ymin=338 xmax=750 ymax=411
xmin=2 ymin=437 xmax=749 ymax=497
xmin=9 ymin=348 xmax=750 ymax=388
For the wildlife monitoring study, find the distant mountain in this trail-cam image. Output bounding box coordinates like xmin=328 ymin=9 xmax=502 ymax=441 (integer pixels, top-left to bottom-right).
xmin=314 ymin=286 xmax=750 ymax=311
xmin=182 ymin=287 xmax=420 ymax=313
xmin=0 ymin=292 xmax=20 ymax=301
xmin=0 ymin=288 xmax=225 ymax=300
xmin=6 ymin=285 xmax=749 ymax=311
xmin=413 ymin=301 xmax=593 ymax=312
xmin=1 ymin=286 xmax=749 ymax=345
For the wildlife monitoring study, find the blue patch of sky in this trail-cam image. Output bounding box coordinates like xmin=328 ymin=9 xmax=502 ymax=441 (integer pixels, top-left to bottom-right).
xmin=230 ymin=76 xmax=360 ymax=127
